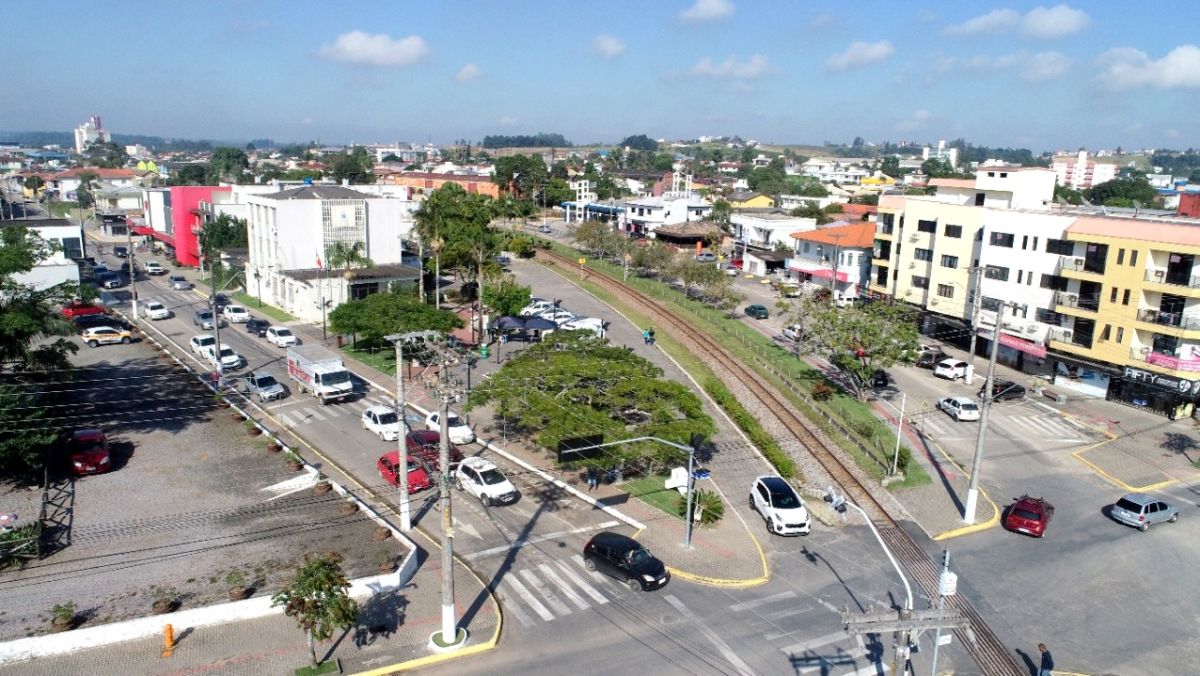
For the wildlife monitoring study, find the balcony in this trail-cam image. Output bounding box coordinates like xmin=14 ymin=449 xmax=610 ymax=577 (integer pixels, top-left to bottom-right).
xmin=1135 ymin=308 xmax=1200 ymax=332
xmin=876 ymin=224 xmax=894 ymax=237
xmin=1047 ymin=326 xmax=1074 ymax=343
xmin=1144 ymin=268 xmax=1200 ymax=289
xmin=1054 ymin=290 xmax=1098 ymax=313
xmin=1130 ymin=347 xmax=1200 ymax=374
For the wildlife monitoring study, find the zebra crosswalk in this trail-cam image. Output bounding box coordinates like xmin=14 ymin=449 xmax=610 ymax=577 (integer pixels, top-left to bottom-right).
xmin=915 ymin=409 xmax=1094 ymax=443
xmin=494 ymin=555 xmax=615 ymax=628
xmin=273 ymin=393 xmax=396 ymax=429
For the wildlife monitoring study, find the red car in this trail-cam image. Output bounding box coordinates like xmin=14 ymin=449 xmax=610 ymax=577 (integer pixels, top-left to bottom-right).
xmin=61 ymin=301 xmax=105 ymax=319
xmin=1004 ymin=495 xmax=1054 ymax=537
xmin=67 ymin=429 xmax=111 ymax=476
xmin=377 ymin=451 xmax=433 ymax=492
xmin=405 ymin=430 xmax=464 ymax=472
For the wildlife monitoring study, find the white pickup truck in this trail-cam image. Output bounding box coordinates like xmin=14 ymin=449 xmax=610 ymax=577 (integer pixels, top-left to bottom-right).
xmin=286 ymin=344 xmax=353 ymax=404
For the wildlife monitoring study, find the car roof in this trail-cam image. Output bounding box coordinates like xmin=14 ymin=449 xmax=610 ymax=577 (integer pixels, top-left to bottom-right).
xmin=249 ymin=370 xmax=274 ymax=379
xmin=938 ymin=358 xmax=965 ymax=366
xmin=460 ymin=456 xmax=498 ymax=472
xmin=408 ymin=430 xmax=440 ymax=444
xmin=193 ymin=333 xmax=214 ymax=341
xmin=757 ymin=475 xmax=796 ymax=494
xmin=588 ymin=531 xmax=640 ymax=551
xmin=72 ymin=428 xmax=105 ymax=441
xmin=1117 ymin=493 xmax=1155 ymax=506
xmin=1015 ymin=495 xmax=1050 ymax=508
xmin=946 ymin=396 xmax=975 ymax=404
xmin=364 ymin=404 xmax=393 ymax=416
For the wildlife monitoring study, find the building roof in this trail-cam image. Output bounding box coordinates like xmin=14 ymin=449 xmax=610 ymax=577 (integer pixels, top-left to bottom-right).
xmin=262 ymin=185 xmax=371 ymax=200
xmin=1065 ymin=216 xmax=1200 ymax=247
xmin=282 ymin=263 xmax=421 ymax=283
xmin=839 ymin=203 xmax=878 ymax=216
xmin=789 ymin=221 xmax=875 ymax=248
xmin=53 ymin=167 xmax=136 ymax=179
xmin=654 ymin=221 xmax=723 ymax=238
xmin=929 ymin=178 xmax=975 ymax=189
xmin=729 ymin=190 xmax=765 ymax=202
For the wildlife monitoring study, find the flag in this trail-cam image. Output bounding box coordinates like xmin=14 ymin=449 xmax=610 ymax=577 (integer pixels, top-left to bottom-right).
xmin=316 ymin=251 xmax=323 ymax=270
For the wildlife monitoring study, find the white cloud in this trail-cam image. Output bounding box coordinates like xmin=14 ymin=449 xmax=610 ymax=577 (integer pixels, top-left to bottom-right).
xmin=825 ymin=41 xmax=894 ymax=72
xmin=959 ymin=51 xmax=1070 ymax=81
xmin=895 ymin=109 xmax=933 ymax=134
xmin=499 ymin=115 xmax=520 ymax=127
xmin=455 ymin=63 xmax=481 ymax=82
xmin=690 ymin=54 xmax=770 ymax=79
xmin=806 ymin=11 xmax=836 ymax=30
xmin=1022 ymin=5 xmax=1090 ymax=39
xmin=943 ymin=5 xmax=1089 ymax=39
xmin=318 ymin=30 xmax=429 ymax=67
xmin=593 ymin=34 xmax=626 ymax=59
xmin=943 ymin=9 xmax=1019 ymax=36
xmin=1095 ymin=45 xmax=1200 ymax=90
xmin=680 ymin=0 xmax=734 ymax=22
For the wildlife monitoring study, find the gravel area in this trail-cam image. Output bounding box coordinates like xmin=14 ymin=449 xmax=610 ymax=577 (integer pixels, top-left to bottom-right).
xmin=0 ymin=337 xmax=388 ymax=641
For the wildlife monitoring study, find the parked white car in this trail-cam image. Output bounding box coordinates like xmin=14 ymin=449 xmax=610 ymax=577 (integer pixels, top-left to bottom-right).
xmin=266 ymin=326 xmax=298 ymax=347
xmin=536 ymin=308 xmax=578 ymax=326
xmin=455 ymin=457 xmax=520 ymax=507
xmin=143 ymin=261 xmax=166 ymax=275
xmin=143 ymin=301 xmax=172 ymax=320
xmin=205 ymin=343 xmax=243 ymax=370
xmin=361 ymin=405 xmax=403 ymax=441
xmin=938 ymin=396 xmax=981 ymax=422
xmin=750 ymin=476 xmax=811 ymax=536
xmin=426 ymin=411 xmax=475 ymax=445
xmin=782 ymin=324 xmax=804 ymax=342
xmin=557 ymin=317 xmax=605 ymax=338
xmin=519 ymin=300 xmax=557 ymax=317
xmin=189 ymin=334 xmax=216 ymax=356
xmin=222 ymin=305 xmax=250 ymax=323
xmin=933 ymin=358 xmax=971 ymax=381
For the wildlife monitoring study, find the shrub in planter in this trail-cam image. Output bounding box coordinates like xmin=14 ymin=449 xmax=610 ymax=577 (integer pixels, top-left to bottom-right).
xmin=677 ymin=489 xmax=725 ymax=526
xmin=225 ymin=570 xmax=250 ymax=601
xmin=811 ymin=382 xmax=834 ymax=401
xmin=313 ymin=474 xmax=332 ymax=495
xmin=50 ymin=602 xmax=76 ymax=632
xmin=372 ymin=526 xmax=392 ymax=542
xmin=339 ymin=502 xmax=359 ymax=516
xmin=377 ymin=552 xmax=396 ymax=574
xmin=245 ymin=419 xmax=262 ymax=436
xmin=150 ymin=586 xmax=178 ymax=614
xmin=283 ymin=452 xmax=303 ymax=472
xmin=213 ymin=393 xmax=230 ymax=409
xmin=266 ymin=439 xmax=283 ymax=453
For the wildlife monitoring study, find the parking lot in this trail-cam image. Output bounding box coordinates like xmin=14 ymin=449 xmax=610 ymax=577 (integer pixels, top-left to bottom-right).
xmin=0 ymin=337 xmax=381 ymax=641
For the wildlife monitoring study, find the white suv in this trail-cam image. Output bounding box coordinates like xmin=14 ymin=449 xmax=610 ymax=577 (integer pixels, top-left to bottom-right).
xmin=190 ymin=334 xmax=216 ymax=356
xmin=143 ymin=301 xmax=172 ymax=320
xmin=266 ymin=326 xmax=297 ymax=347
xmin=455 ymin=457 xmax=520 ymax=507
xmin=206 ymin=343 xmax=243 ymax=370
xmin=750 ymin=476 xmax=811 ymax=536
xmin=222 ymin=305 xmax=250 ymax=323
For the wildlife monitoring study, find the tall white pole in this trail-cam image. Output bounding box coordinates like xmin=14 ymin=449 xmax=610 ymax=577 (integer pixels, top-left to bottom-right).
xmin=964 ymin=301 xmax=1004 ymax=523
xmin=890 ymin=391 xmax=906 ymax=476
xmin=437 ymin=390 xmax=458 ymax=645
xmin=394 ymin=339 xmax=411 ymax=531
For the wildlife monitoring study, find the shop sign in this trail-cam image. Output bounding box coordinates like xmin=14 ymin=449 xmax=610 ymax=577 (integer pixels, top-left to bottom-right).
xmin=1123 ymin=366 xmax=1200 ymax=396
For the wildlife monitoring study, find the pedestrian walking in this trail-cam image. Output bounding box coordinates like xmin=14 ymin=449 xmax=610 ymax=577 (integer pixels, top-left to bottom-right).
xmin=1037 ymin=643 xmax=1054 ymax=676
xmin=642 ymin=328 xmax=651 ymax=345
xmin=648 ymin=327 xmax=655 ymax=345
xmin=586 ymin=467 xmax=598 ymax=491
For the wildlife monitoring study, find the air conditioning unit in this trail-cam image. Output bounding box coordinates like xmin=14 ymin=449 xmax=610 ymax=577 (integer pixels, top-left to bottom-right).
xmin=930 ymin=299 xmax=939 ymax=306
xmin=1024 ymin=324 xmax=1038 ymax=335
xmin=909 ymin=235 xmax=919 ymax=242
xmin=1066 ymin=294 xmax=1078 ymax=304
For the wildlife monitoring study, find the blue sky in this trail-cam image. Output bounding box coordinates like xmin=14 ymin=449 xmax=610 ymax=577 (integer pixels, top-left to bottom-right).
xmin=3 ymin=1 xmax=1198 ymax=152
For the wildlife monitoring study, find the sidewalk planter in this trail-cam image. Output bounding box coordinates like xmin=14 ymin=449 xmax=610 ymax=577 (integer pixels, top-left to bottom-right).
xmin=372 ymin=526 xmax=392 ymax=542
xmin=49 ymin=604 xmax=76 ymax=633
xmin=151 ymin=598 xmax=176 ymax=614
xmin=225 ymin=571 xmax=250 ymax=601
xmin=245 ymin=420 xmax=262 ymax=436
xmin=266 ymin=440 xmax=283 ymax=453
xmin=377 ymin=554 xmax=396 ymax=574
xmin=339 ymin=502 xmax=359 ymax=516
xmin=283 ymin=453 xmax=303 ymax=472
xmin=313 ymin=480 xmax=332 ymax=496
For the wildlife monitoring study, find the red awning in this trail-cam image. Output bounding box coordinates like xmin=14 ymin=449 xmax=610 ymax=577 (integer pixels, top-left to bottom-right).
xmin=789 ymin=261 xmax=849 ymax=282
xmin=131 ymin=226 xmax=154 ymax=235
xmin=977 ymin=328 xmax=1047 ymax=358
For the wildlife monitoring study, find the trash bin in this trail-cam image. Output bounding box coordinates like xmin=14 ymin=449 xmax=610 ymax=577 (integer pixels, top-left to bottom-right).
xmin=480 ymin=344 xmax=490 ymax=359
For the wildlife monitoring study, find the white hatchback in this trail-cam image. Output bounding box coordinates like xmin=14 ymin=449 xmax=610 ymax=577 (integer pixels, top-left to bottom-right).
xmin=455 ymin=456 xmax=520 ymax=507
xmin=266 ymin=326 xmax=298 ymax=347
xmin=143 ymin=301 xmax=172 ymax=320
xmin=536 ymin=308 xmax=578 ymax=326
xmin=750 ymin=476 xmax=811 ymax=536
xmin=426 ymin=411 xmax=475 ymax=445
xmin=938 ymin=396 xmax=981 ymax=422
xmin=361 ymin=405 xmax=403 ymax=441
xmin=190 ymin=334 xmax=216 ymax=356
xmin=519 ymin=300 xmax=557 ymax=317
xmin=222 ymin=305 xmax=250 ymax=323
xmin=206 ymin=343 xmax=243 ymax=370
xmin=933 ymin=358 xmax=970 ymax=381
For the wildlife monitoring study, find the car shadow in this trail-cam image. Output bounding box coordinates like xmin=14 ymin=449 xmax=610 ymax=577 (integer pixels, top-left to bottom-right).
xmin=107 ymin=439 xmax=136 ymax=471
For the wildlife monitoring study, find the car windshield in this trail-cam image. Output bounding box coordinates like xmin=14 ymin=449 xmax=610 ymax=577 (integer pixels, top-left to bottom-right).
xmin=480 ymin=469 xmax=507 ymax=485
xmin=1115 ymin=497 xmax=1142 ymax=512
xmin=220 ymin=348 xmax=235 ymax=358
xmin=323 ymin=371 xmax=351 ymax=386
xmin=447 ymin=416 xmax=466 ymax=427
xmin=198 ymin=311 xmax=212 ymax=319
xmin=960 ymin=402 xmax=979 ymax=412
xmin=376 ymin=411 xmax=398 ymax=425
xmin=256 ymin=375 xmax=278 ymax=388
xmin=626 ymin=548 xmax=652 ymax=566
xmin=771 ymin=490 xmax=801 ymax=509
xmin=275 ymin=328 xmax=293 ymax=337
xmin=1012 ymin=507 xmax=1041 ymax=521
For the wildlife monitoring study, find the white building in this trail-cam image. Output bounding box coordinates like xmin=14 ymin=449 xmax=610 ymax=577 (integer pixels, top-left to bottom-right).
xmin=6 ymin=218 xmax=83 ymax=290
xmin=1052 ymin=150 xmax=1118 ymax=190
xmin=731 ymin=212 xmax=815 ymax=249
xmin=246 ymin=185 xmax=419 ymax=322
xmin=777 ymin=194 xmax=850 ymax=211
xmin=621 ymin=173 xmax=711 ymax=237
xmin=73 ymin=115 xmax=110 ymax=153
xmin=922 ymin=140 xmax=959 ymax=169
xmin=786 ymin=221 xmax=876 ymax=303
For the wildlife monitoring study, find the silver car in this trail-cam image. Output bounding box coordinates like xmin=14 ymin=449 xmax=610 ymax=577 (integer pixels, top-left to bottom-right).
xmin=1110 ymin=493 xmax=1178 ymax=531
xmin=243 ymin=371 xmax=285 ymax=402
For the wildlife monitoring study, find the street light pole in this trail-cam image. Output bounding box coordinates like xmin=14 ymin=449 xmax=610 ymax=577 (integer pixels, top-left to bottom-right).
xmin=890 ymin=391 xmax=907 ymax=476
xmin=964 ymin=300 xmax=1005 ymax=524
xmin=965 ymin=266 xmax=984 ymax=385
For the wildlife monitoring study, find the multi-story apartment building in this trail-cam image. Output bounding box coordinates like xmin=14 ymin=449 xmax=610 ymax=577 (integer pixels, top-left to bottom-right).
xmin=1052 ymin=150 xmax=1118 ymax=190
xmin=73 ymin=115 xmax=109 ymax=153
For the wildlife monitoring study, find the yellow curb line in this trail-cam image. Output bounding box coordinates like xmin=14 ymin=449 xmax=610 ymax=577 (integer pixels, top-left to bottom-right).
xmin=1071 ymin=438 xmax=1178 ymax=493
xmin=923 ymin=438 xmax=1000 ymax=541
xmin=632 ymin=521 xmax=771 ymax=589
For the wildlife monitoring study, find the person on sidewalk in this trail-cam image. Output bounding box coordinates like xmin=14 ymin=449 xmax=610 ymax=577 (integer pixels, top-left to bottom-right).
xmin=642 ymin=328 xmax=651 ymax=345
xmin=586 ymin=467 xmax=599 ymax=491
xmin=1037 ymin=642 xmax=1054 ymax=676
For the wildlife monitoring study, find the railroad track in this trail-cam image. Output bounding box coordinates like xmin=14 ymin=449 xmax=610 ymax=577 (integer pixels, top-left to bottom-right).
xmin=542 ymin=250 xmax=1022 ymax=676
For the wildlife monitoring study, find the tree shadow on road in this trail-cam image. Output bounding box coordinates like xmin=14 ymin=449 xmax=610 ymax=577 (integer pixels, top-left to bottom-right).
xmin=1160 ymin=432 xmax=1200 ymax=464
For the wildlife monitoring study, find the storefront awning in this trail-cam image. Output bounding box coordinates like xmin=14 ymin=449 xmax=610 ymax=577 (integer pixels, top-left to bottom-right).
xmin=976 ymin=328 xmax=1047 ymax=358
xmin=132 ymin=226 xmax=175 ymax=246
xmin=789 ymin=261 xmax=848 ymax=282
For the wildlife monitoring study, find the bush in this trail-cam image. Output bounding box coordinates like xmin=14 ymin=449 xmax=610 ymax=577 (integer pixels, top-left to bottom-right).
xmin=811 ymin=382 xmax=834 ymax=401
xmin=678 ymin=488 xmax=724 ymax=525
xmin=894 ymin=446 xmax=913 ymax=474
xmin=703 ymin=377 xmax=798 ymax=480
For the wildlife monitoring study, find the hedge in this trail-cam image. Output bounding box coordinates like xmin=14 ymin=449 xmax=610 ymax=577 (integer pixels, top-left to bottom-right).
xmin=703 ymin=377 xmax=798 ymax=480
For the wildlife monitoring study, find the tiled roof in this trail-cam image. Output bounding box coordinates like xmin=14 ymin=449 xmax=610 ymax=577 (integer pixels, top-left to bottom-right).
xmin=929 ymin=178 xmax=974 ymax=189
xmin=1066 ymin=216 xmax=1200 ymax=246
xmin=789 ymin=221 xmax=875 ymax=248
xmin=54 ymin=167 xmax=136 ymax=179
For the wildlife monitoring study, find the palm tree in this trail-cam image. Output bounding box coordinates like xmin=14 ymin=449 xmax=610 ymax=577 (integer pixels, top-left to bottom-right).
xmin=325 ymin=241 xmax=373 ymax=305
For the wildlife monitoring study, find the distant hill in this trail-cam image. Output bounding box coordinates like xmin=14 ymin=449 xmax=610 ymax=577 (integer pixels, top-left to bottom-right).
xmin=0 ymin=131 xmax=282 ymax=152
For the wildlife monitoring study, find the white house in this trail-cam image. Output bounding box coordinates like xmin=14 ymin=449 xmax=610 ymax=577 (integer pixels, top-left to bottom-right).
xmin=6 ymin=218 xmax=82 ymax=290
xmin=621 ymin=173 xmax=711 ymax=237
xmin=246 ymin=185 xmax=419 ymax=322
xmin=786 ymin=221 xmax=876 ymax=303
xmin=731 ymin=212 xmax=815 ymax=249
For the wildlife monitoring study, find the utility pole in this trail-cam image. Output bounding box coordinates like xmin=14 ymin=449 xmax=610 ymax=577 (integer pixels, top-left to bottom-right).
xmin=964 ymin=301 xmax=1004 ymax=524
xmin=385 ymin=330 xmax=440 ymax=532
xmin=929 ymin=549 xmax=956 ymax=676
xmin=203 ymin=254 xmax=224 ymax=391
xmin=827 ymin=232 xmax=844 ymax=303
xmin=965 ymin=266 xmax=984 ymax=385
xmin=430 ymin=347 xmax=466 ymax=649
xmin=126 ymin=221 xmax=139 ymax=319
xmin=683 ymin=435 xmax=700 ymax=548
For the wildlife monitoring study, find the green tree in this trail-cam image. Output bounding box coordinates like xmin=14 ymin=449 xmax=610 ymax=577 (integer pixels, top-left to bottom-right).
xmin=747 ymin=167 xmax=789 ymax=197
xmin=631 ymin=241 xmax=674 ymax=277
xmin=569 ymin=220 xmax=622 ymax=258
xmin=325 ymin=241 xmax=374 ymax=305
xmin=329 ymin=146 xmax=376 ymax=184
xmin=329 ymin=291 xmax=463 ymax=347
xmin=674 ymin=259 xmax=724 ymax=299
xmin=170 ymin=164 xmax=208 ymax=186
xmin=880 ymin=156 xmax=901 ymax=177
xmin=620 ymin=134 xmax=658 ymax=152
xmin=482 ymin=278 xmax=532 ymax=317
xmin=206 ymin=147 xmax=250 ymax=184
xmin=791 ymin=201 xmax=833 ymax=224
xmin=543 ymin=178 xmax=575 ymax=207
xmin=0 ymin=225 xmax=80 ymax=371
xmin=413 ymin=184 xmax=495 ymax=302
xmin=1086 ymin=178 xmax=1160 ymax=208
xmin=381 ymin=153 xmax=401 ymax=163
xmin=22 ymin=175 xmax=45 ymax=200
xmin=198 ymin=213 xmax=248 ymax=261
xmin=492 ymin=154 xmax=548 ymax=198
xmin=1054 ymin=183 xmax=1084 ymax=205
xmin=74 ymin=171 xmax=98 ymax=209
xmin=272 ymin=553 xmax=359 ymax=668
xmin=282 ymin=168 xmax=324 ymax=182
xmin=468 ymin=332 xmax=715 ymax=475
xmin=0 ymin=384 xmax=59 ymax=480
xmin=652 ymin=154 xmax=676 ymax=172
xmin=709 ymin=200 xmax=732 ymax=228
xmin=83 ymin=141 xmax=128 ymax=169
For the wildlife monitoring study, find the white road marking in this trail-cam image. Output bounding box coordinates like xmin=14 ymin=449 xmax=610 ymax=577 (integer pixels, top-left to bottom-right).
xmin=538 ymin=563 xmax=589 ymax=610
xmin=519 ymin=569 xmax=571 ymax=616
xmin=463 ymin=521 xmax=620 ymax=561
xmin=728 ymin=590 xmax=798 ymax=613
xmin=552 ymin=559 xmax=608 ymax=604
xmin=573 ymin=554 xmax=610 ymax=583
xmin=664 ymin=594 xmax=756 ymax=676
xmin=501 ymin=575 xmax=554 ymax=621
xmin=780 ymin=630 xmax=854 ymax=656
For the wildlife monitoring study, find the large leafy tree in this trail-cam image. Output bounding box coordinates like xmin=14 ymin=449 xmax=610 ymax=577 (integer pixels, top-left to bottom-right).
xmin=1085 ymin=177 xmax=1160 ymax=208
xmin=493 ymin=154 xmax=548 ymax=199
xmin=198 ymin=213 xmax=248 ymax=261
xmin=620 ymin=134 xmax=658 ymax=152
xmin=569 ymin=220 xmax=623 ymax=258
xmin=82 ymin=141 xmax=127 ymax=169
xmin=206 ymin=147 xmax=250 ymax=184
xmin=482 ymin=278 xmax=532 ymax=317
xmin=329 ymin=291 xmax=463 ymax=347
xmin=272 ymin=553 xmax=359 ymax=668
xmin=325 ymin=241 xmax=373 ymax=305
xmin=0 ymin=383 xmax=60 ymax=480
xmin=329 ymin=146 xmax=376 ymax=184
xmin=22 ymin=176 xmax=45 ymax=200
xmin=468 ymin=332 xmax=715 ymax=474
xmin=170 ymin=164 xmax=208 ymax=186
xmin=414 ymin=183 xmax=495 ymax=303
xmin=0 ymin=225 xmax=79 ymax=371
xmin=74 ymin=171 xmax=98 ymax=208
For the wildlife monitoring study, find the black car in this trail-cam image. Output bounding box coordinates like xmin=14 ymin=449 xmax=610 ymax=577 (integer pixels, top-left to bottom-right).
xmin=212 ymin=293 xmax=231 ymax=311
xmin=583 ymin=531 xmax=669 ymax=592
xmin=113 ymin=246 xmax=129 ymax=258
xmin=982 ymin=379 xmax=1027 ymax=402
xmin=244 ymin=318 xmax=270 ymax=337
xmin=871 ymin=369 xmax=889 ymax=387
xmin=72 ymin=314 xmax=132 ymax=333
xmin=916 ymin=349 xmax=949 ymax=369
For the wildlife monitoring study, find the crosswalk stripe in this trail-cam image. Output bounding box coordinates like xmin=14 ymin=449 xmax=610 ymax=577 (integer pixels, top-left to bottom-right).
xmin=303 ymin=406 xmax=328 ymax=421
xmin=280 ymin=412 xmax=299 ymax=427
xmin=497 ymin=589 xmax=535 ymax=627
xmin=501 ymin=575 xmax=554 ymax=621
xmin=552 ymin=560 xmax=608 ymax=605
xmin=518 ymin=569 xmax=571 ymax=616
xmin=573 ymin=554 xmax=611 ymax=584
xmin=539 ymin=563 xmax=589 ymax=610
xmin=780 ymin=630 xmax=855 ymax=657
xmin=729 ymin=591 xmax=797 ymax=613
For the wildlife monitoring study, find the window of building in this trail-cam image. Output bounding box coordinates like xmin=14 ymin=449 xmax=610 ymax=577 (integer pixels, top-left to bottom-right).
xmin=1100 ymin=324 xmax=1111 ymax=341
xmin=990 ymin=232 xmax=1015 ymax=248
xmin=944 ymin=224 xmax=962 ymax=238
xmin=1110 ymin=287 xmax=1118 ymax=303
xmin=941 ymin=254 xmax=958 ymax=268
xmin=1045 ymin=238 xmax=1073 ymax=256
xmin=1022 ymin=235 xmax=1029 ymax=249
xmin=984 ymin=265 xmax=1009 ymax=282
xmin=975 ymin=193 xmax=986 ymax=206
xmin=1000 ymin=172 xmax=1008 ymax=178
xmin=987 ymin=172 xmax=995 ymax=177
xmin=1116 ymin=327 xmax=1124 ymax=343
xmin=1130 ymin=250 xmax=1138 ymax=266
xmin=937 ymin=284 xmax=954 ymax=298
xmin=1117 ymin=248 xmax=1125 ymax=265
xmin=982 ymin=296 xmax=1002 ymax=312
xmin=1018 ymin=270 xmax=1024 ymax=284
xmin=917 ymin=219 xmax=936 ymax=233
xmin=1032 ymin=237 xmax=1038 ymax=250
xmin=803 ymin=242 xmax=810 ymax=253
xmin=914 ymin=248 xmax=933 ymax=261
xmin=912 ymin=275 xmax=930 ymax=289
xmin=1036 ymin=308 xmax=1061 ymax=325
xmin=1040 ymin=273 xmax=1068 ymax=291
xmin=1123 ymin=289 xmax=1131 ymax=305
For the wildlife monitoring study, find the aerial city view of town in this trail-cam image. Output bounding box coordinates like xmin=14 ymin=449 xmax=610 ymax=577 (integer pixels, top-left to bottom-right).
xmin=1 ymin=2 xmax=1198 ymax=675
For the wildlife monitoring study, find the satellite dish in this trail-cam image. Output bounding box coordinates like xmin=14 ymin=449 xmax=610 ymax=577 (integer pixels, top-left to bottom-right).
xmin=1080 ymin=196 xmax=1094 ymax=207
